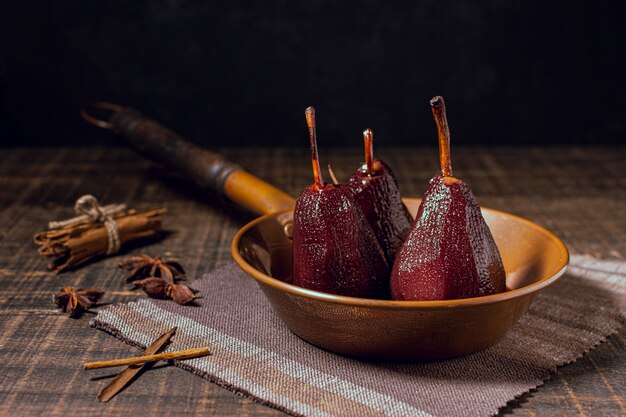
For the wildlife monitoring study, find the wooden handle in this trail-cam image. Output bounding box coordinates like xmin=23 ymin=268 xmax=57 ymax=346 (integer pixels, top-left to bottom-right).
xmin=107 ymin=107 xmax=295 ymax=215
xmin=223 ymin=171 xmax=295 ymax=215
xmin=84 ymin=347 xmax=211 ymax=370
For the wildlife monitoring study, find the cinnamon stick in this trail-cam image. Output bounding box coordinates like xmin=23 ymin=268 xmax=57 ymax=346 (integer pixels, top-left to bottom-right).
xmin=34 ymin=208 xmax=166 ymax=272
xmin=97 ymin=327 xmax=177 ymax=402
xmin=85 ymin=347 xmax=211 ymax=370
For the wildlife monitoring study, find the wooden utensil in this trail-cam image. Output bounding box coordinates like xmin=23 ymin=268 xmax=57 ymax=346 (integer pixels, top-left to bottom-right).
xmin=81 ymin=102 xmax=295 ymax=215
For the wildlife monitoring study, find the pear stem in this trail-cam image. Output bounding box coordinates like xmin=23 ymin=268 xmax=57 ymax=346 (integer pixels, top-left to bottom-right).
xmin=327 ymin=164 xmax=340 ymax=185
xmin=305 ymin=107 xmax=324 ymax=188
xmin=430 ymin=96 xmax=453 ymax=178
xmin=363 ymin=128 xmax=374 ymax=175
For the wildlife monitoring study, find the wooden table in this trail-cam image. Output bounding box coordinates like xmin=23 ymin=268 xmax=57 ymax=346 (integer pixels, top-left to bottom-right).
xmin=0 ymin=146 xmax=624 ymax=416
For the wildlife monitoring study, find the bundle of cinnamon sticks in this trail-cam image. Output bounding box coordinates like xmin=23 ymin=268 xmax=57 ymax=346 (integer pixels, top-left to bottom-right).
xmin=34 ymin=196 xmax=166 ymax=272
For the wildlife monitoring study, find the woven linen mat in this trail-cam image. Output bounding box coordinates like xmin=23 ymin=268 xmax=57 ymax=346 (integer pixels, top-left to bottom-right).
xmin=91 ymin=255 xmax=625 ymax=417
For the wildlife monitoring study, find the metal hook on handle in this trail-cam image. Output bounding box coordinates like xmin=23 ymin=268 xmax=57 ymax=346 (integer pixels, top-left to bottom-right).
xmin=80 ymin=102 xmax=124 ymax=130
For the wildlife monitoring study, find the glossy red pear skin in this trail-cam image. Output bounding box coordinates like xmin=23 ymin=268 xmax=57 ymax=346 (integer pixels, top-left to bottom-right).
xmin=347 ymin=159 xmax=413 ymax=265
xmin=293 ymin=185 xmax=389 ymax=298
xmin=391 ymin=176 xmax=506 ymax=301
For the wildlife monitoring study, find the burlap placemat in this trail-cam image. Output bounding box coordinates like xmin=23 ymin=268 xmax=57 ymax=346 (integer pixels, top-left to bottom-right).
xmin=91 ymin=255 xmax=624 ymax=417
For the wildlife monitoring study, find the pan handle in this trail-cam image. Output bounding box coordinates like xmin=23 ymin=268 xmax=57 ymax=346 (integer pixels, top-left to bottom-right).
xmin=81 ymin=103 xmax=295 ymax=215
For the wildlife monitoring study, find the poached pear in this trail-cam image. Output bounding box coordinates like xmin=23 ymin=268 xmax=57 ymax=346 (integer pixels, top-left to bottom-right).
xmin=347 ymin=128 xmax=413 ymax=265
xmin=390 ymin=96 xmax=506 ymax=301
xmin=292 ymin=107 xmax=389 ymax=298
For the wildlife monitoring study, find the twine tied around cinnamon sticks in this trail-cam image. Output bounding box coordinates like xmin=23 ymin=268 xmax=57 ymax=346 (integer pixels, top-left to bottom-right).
xmin=35 ymin=195 xmax=166 ymax=273
xmin=49 ymin=195 xmax=125 ymax=255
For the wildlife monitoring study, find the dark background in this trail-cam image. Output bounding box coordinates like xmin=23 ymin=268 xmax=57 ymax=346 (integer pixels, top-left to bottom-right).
xmin=1 ymin=1 xmax=624 ymax=148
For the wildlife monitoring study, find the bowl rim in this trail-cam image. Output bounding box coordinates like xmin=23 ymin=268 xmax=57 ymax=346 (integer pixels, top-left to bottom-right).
xmin=231 ymin=198 xmax=570 ymax=310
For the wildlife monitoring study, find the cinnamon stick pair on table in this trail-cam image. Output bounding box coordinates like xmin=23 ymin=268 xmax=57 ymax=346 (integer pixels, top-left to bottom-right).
xmin=88 ymin=327 xmax=211 ymax=402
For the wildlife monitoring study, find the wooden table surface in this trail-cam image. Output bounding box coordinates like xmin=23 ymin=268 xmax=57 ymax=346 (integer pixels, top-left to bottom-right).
xmin=0 ymin=145 xmax=624 ymax=416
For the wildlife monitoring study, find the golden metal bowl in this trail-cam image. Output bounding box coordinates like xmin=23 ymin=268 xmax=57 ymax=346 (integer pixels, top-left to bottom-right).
xmin=231 ymin=198 xmax=569 ymax=361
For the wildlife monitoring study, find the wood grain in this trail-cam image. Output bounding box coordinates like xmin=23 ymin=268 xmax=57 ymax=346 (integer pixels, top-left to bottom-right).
xmin=0 ymin=146 xmax=624 ymax=416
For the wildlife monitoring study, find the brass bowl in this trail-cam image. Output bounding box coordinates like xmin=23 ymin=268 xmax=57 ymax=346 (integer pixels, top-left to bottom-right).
xmin=231 ymin=198 xmax=569 ymax=361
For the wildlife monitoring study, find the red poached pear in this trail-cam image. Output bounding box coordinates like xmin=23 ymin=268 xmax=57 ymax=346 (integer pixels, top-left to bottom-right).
xmin=390 ymin=97 xmax=506 ymax=301
xmin=292 ymin=107 xmax=389 ymax=298
xmin=346 ymin=128 xmax=413 ymax=265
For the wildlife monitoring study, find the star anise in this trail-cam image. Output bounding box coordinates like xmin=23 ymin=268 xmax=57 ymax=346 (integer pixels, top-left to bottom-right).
xmin=53 ymin=287 xmax=105 ymax=318
xmin=119 ymin=254 xmax=198 ymax=305
xmin=134 ymin=277 xmax=199 ymax=305
xmin=168 ymin=283 xmax=198 ymax=305
xmin=119 ymin=254 xmax=185 ymax=284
